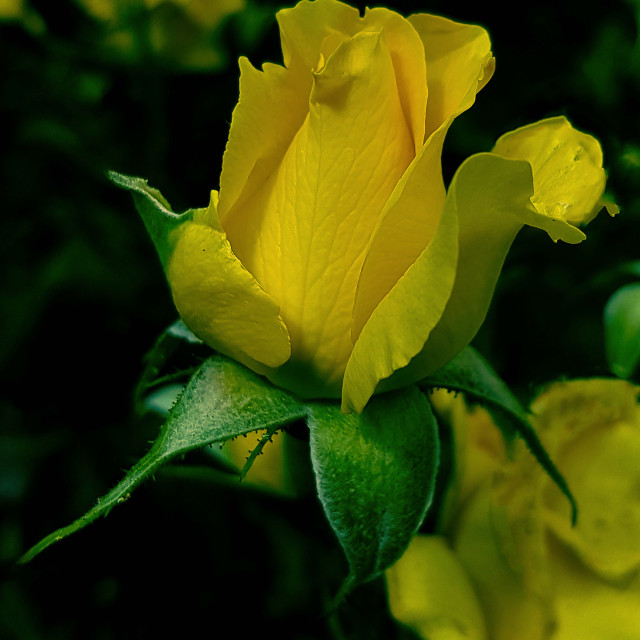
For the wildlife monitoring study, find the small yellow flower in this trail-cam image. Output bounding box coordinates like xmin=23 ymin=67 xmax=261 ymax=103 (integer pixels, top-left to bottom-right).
xmin=166 ymin=0 xmax=614 ymax=411
xmin=387 ymin=380 xmax=640 ymax=640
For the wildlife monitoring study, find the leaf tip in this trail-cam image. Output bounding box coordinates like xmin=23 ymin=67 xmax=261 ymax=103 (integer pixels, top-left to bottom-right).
xmin=327 ymin=574 xmax=356 ymax=613
xmin=17 ymin=532 xmax=59 ymax=565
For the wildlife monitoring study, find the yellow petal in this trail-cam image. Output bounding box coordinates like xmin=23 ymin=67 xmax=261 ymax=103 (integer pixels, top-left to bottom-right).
xmin=276 ymin=0 xmax=360 ymax=75
xmin=531 ymin=379 xmax=640 ymax=449
xmin=551 ymin=543 xmax=640 ymax=640
xmin=360 ymin=6 xmax=427 ymax=152
xmin=453 ymin=490 xmax=553 ymax=640
xmin=279 ymin=1 xmax=428 ymax=152
xmin=342 ymin=170 xmax=458 ymax=413
xmin=352 ymin=16 xmax=494 ymax=339
xmin=386 ymin=535 xmax=488 ymax=640
xmin=346 ymin=153 xmax=533 ymax=410
xmin=435 ymin=397 xmax=507 ymax=529
xmin=226 ymin=29 xmax=414 ymax=398
xmin=217 ymin=56 xmax=310 ymax=223
xmin=493 ymin=116 xmax=614 ymax=237
xmin=533 ymin=379 xmax=640 ymax=581
xmin=409 ymin=14 xmax=494 ymax=139
xmin=220 ymin=0 xmax=358 ymax=223
xmin=351 ymin=124 xmax=449 ymax=341
xmin=380 ymin=119 xmax=610 ymax=389
xmin=219 ymin=0 xmax=360 ymax=219
xmin=547 ymin=419 xmax=640 ymax=580
xmin=387 ymin=154 xmax=532 ymax=385
xmin=166 ymin=194 xmax=291 ymax=371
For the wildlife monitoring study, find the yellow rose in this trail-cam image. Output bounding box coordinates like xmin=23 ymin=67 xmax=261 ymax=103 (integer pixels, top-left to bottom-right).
xmin=386 ymin=380 xmax=640 ymax=640
xmin=166 ymin=0 xmax=614 ymax=411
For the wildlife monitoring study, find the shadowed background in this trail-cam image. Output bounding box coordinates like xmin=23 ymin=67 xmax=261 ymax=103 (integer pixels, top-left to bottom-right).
xmin=1 ymin=0 xmax=638 ymax=637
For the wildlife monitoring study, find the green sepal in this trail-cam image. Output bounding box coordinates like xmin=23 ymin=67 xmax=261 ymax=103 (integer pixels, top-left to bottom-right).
xmin=239 ymin=425 xmax=280 ymax=482
xmin=604 ymin=282 xmax=640 ymax=379
xmin=134 ymin=319 xmax=202 ymax=414
xmin=108 ymin=171 xmax=203 ymax=270
xmin=19 ymin=354 xmax=306 ymax=563
xmin=307 ymin=385 xmax=440 ymax=601
xmin=420 ymin=345 xmax=577 ymax=525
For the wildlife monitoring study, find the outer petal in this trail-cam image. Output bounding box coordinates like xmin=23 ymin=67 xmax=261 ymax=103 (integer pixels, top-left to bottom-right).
xmin=227 ymin=30 xmax=414 ymax=398
xmin=219 ymin=2 xmax=367 ymax=223
xmin=344 ymin=151 xmax=537 ymax=412
xmin=493 ymin=116 xmax=618 ymax=233
xmin=386 ymin=535 xmax=489 ymax=640
xmin=342 ymin=176 xmax=459 ymax=413
xmin=370 ymin=154 xmax=532 ymax=395
xmin=380 ymin=117 xmax=613 ymax=390
xmin=409 ymin=14 xmax=495 ymax=139
xmin=217 ymin=56 xmax=310 ymax=223
xmin=352 ymin=18 xmax=494 ymax=338
xmin=351 ymin=124 xmax=449 ymax=340
xmin=166 ymin=193 xmax=291 ymax=372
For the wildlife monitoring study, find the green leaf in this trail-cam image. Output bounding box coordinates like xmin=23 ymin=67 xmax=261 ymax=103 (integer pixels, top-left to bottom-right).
xmin=307 ymin=385 xmax=439 ymax=599
xmin=420 ymin=346 xmax=577 ymax=525
xmin=108 ymin=171 xmax=202 ymax=269
xmin=604 ymin=282 xmax=640 ymax=379
xmin=19 ymin=355 xmax=306 ymax=563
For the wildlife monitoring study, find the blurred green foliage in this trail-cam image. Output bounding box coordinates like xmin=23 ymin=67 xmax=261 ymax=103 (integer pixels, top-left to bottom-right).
xmin=1 ymin=0 xmax=638 ymax=638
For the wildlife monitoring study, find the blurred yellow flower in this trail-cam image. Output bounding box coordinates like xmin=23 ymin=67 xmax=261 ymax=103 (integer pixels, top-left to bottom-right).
xmin=0 ymin=0 xmax=23 ymax=19
xmin=387 ymin=380 xmax=640 ymax=639
xmin=163 ymin=0 xmax=614 ymax=411
xmin=74 ymin=0 xmax=245 ymax=69
xmin=0 ymin=0 xmax=44 ymax=32
xmin=143 ymin=0 xmax=244 ymax=28
xmin=215 ymin=428 xmax=310 ymax=497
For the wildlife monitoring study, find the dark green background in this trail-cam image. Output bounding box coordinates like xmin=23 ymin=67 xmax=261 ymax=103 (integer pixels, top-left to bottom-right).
xmin=1 ymin=0 xmax=638 ymax=637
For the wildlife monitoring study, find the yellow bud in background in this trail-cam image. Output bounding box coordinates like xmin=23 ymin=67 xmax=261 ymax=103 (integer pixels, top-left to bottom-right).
xmin=388 ymin=379 xmax=640 ymax=640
